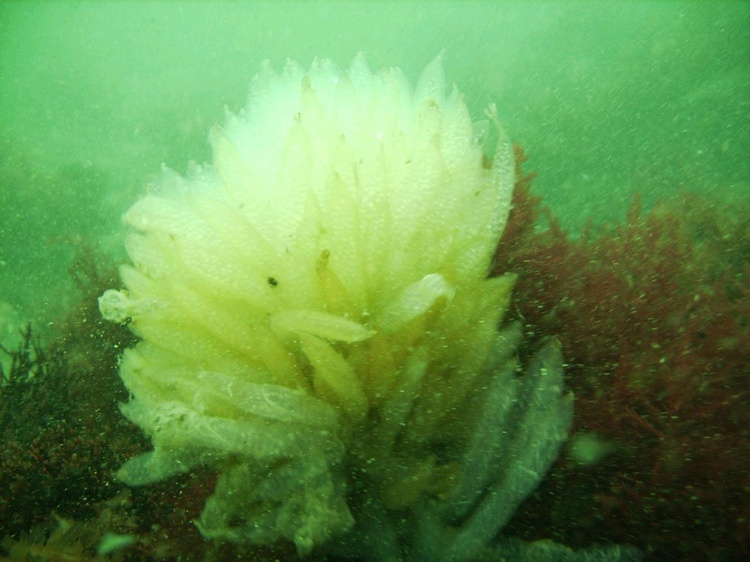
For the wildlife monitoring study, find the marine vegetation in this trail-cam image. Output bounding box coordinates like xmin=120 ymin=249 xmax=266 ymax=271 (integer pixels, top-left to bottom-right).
xmin=495 ymin=148 xmax=750 ymax=561
xmin=0 ymin=253 xmax=137 ymax=518
xmin=0 ymin=249 xmax=145 ymax=560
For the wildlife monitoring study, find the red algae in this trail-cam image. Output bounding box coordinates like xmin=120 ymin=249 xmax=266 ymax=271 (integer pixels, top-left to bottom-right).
xmin=496 ymin=147 xmax=750 ymax=561
xmin=0 ymin=248 xmax=144 ymax=539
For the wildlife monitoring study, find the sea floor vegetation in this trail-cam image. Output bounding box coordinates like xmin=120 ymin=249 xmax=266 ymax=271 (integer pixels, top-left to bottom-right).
xmin=0 ymin=149 xmax=747 ymax=561
xmin=496 ymin=148 xmax=750 ymax=562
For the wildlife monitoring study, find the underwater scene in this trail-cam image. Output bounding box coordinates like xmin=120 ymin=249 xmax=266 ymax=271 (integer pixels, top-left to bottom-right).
xmin=0 ymin=2 xmax=748 ymax=561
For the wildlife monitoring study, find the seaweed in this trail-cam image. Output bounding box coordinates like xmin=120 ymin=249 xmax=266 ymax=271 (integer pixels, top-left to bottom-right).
xmin=0 ymin=493 xmax=138 ymax=562
xmin=0 ymin=246 xmax=223 ymax=561
xmin=495 ymin=148 xmax=750 ymax=561
xmin=3 ymin=146 xmax=747 ymax=561
xmin=0 ymin=247 xmax=145 ymax=542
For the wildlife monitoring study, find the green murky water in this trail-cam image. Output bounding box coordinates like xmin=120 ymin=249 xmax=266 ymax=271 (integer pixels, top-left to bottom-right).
xmin=1 ymin=1 xmax=748 ymax=328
